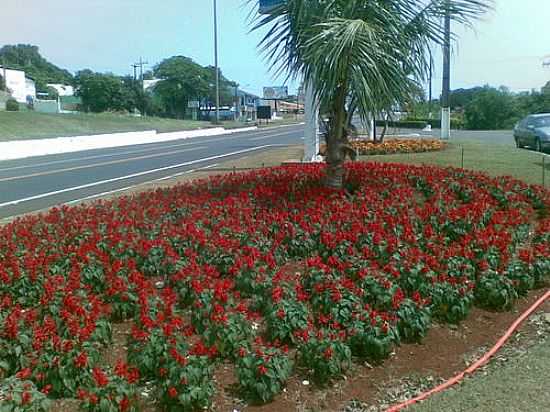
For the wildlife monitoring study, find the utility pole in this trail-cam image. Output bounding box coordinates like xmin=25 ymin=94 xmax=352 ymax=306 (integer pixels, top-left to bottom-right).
xmin=213 ymin=0 xmax=220 ymax=124
xmin=132 ymin=58 xmax=148 ymax=84
xmin=132 ymin=58 xmax=148 ymax=116
xmin=441 ymin=2 xmax=451 ymax=140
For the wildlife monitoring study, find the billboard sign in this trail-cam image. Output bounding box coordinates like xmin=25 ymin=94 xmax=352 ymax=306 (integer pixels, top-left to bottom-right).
xmin=259 ymin=0 xmax=284 ymax=14
xmin=263 ymin=86 xmax=288 ymax=100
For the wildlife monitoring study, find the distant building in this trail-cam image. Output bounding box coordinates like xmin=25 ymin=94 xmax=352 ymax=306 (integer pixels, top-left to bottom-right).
xmin=47 ymin=83 xmax=75 ymax=97
xmin=143 ymin=79 xmax=162 ymax=92
xmin=0 ymin=66 xmax=36 ymax=103
xmin=259 ymin=99 xmax=303 ymax=114
xmin=236 ymin=89 xmax=260 ymax=121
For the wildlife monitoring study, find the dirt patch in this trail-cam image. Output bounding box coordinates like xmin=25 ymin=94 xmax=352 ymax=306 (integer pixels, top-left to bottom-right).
xmin=102 ymin=321 xmax=133 ymax=367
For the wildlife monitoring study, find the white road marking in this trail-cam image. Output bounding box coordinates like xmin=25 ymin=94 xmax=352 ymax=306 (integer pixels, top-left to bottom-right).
xmin=65 ymin=164 xmax=220 ymax=205
xmin=155 ymin=163 xmax=219 ymax=182
xmin=0 ymin=145 xmax=276 ymax=208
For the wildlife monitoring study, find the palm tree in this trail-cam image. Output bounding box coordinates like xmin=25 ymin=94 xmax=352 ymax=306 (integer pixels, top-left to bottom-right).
xmin=251 ymin=0 xmax=492 ymax=188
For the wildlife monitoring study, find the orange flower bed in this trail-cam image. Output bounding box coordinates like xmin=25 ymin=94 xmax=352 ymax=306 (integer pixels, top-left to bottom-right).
xmin=319 ymin=139 xmax=445 ymax=157
xmin=351 ymin=139 xmax=446 ymax=155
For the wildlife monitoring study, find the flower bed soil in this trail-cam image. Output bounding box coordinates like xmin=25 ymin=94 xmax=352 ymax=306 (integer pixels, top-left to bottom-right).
xmin=0 ymin=162 xmax=548 ymax=411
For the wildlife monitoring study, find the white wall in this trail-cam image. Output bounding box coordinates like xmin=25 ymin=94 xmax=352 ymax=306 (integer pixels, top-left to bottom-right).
xmin=47 ymin=83 xmax=74 ymax=96
xmin=0 ymin=67 xmax=29 ymax=103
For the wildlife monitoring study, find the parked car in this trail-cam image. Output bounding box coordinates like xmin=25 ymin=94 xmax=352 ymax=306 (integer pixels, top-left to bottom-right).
xmin=513 ymin=113 xmax=550 ymax=152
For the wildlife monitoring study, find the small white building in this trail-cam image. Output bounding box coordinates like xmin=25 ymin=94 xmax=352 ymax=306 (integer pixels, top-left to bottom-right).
xmin=0 ymin=66 xmax=36 ymax=103
xmin=47 ymin=83 xmax=75 ymax=97
xmin=143 ymin=79 xmax=162 ymax=92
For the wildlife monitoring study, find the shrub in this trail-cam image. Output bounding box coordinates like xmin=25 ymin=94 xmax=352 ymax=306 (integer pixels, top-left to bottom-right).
xmin=475 ymin=271 xmax=518 ymax=311
xmin=430 ymin=282 xmax=474 ymax=324
xmin=6 ymin=98 xmax=19 ymax=111
xmin=375 ymin=120 xmax=428 ymax=129
xmin=347 ymin=313 xmax=399 ymax=361
xmin=298 ymin=335 xmax=352 ymax=384
xmin=0 ymin=377 xmax=51 ymax=412
xmin=236 ymin=346 xmax=292 ymax=403
xmin=265 ymin=300 xmax=310 ymax=344
xmin=396 ymin=299 xmax=432 ymax=343
xmin=157 ymin=355 xmax=214 ymax=412
xmin=78 ymin=366 xmax=140 ymax=412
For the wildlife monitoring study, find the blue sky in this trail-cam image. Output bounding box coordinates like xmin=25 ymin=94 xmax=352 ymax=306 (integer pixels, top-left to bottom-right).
xmin=2 ymin=0 xmax=549 ymax=98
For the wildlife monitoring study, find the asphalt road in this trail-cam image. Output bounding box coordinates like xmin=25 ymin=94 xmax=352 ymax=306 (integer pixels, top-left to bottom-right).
xmin=0 ymin=124 xmax=305 ymax=219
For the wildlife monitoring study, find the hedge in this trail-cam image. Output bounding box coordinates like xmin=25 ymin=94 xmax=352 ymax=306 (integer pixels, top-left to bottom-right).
xmin=375 ymin=120 xmax=428 ymax=129
xmin=375 ymin=118 xmax=465 ymax=130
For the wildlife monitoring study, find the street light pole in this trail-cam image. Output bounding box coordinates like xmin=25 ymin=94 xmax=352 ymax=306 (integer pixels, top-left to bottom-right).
xmin=213 ymin=0 xmax=220 ymax=124
xmin=441 ymin=1 xmax=451 ymax=140
xmin=428 ymin=49 xmax=433 ymax=119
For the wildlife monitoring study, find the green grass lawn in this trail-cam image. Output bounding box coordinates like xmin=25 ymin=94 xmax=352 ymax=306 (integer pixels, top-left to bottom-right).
xmin=0 ymin=111 xmax=255 ymax=141
xmin=409 ymin=338 xmax=550 ymax=412
xmin=360 ymin=138 xmax=549 ymax=187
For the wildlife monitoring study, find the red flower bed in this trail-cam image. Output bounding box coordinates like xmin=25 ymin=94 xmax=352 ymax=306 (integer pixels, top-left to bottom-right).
xmin=0 ymin=163 xmax=549 ymax=410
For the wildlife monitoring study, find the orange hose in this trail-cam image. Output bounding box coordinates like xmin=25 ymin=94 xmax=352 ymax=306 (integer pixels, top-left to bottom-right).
xmin=386 ymin=290 xmax=550 ymax=412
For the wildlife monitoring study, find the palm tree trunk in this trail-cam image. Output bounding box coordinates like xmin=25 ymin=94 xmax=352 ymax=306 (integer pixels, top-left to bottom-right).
xmin=325 ymin=86 xmax=348 ymax=189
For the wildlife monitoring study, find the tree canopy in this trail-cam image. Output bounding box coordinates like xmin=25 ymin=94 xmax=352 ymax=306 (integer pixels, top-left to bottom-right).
xmin=152 ymin=56 xmax=237 ymax=118
xmin=75 ymin=70 xmax=137 ymax=113
xmin=0 ymin=44 xmax=73 ymax=91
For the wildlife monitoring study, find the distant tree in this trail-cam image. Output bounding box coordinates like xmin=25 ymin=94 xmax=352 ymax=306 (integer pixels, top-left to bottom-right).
xmin=153 ymin=56 xmax=209 ymax=118
xmin=402 ymin=82 xmax=427 ymax=116
xmin=202 ymin=65 xmax=238 ymax=106
xmin=0 ymin=73 xmax=5 ymax=91
xmin=449 ymin=87 xmax=485 ymax=110
xmin=142 ymin=70 xmax=155 ymax=81
xmin=464 ymin=87 xmax=519 ymax=130
xmin=515 ymin=91 xmax=550 ymax=116
xmin=0 ymin=44 xmax=73 ymax=92
xmin=153 ymin=56 xmax=238 ymax=119
xmin=75 ymin=71 xmax=135 ymax=113
xmin=45 ymin=86 xmax=59 ymax=101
